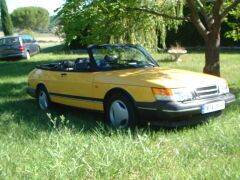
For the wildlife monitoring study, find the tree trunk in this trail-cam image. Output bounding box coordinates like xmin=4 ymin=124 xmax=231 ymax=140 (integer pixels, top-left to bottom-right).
xmin=203 ymin=32 xmax=221 ymax=77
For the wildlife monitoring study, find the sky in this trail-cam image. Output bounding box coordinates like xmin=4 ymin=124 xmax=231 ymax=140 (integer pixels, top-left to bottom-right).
xmin=6 ymin=0 xmax=65 ymax=15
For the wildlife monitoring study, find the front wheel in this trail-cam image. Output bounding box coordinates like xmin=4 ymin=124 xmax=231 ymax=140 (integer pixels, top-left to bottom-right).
xmin=105 ymin=93 xmax=137 ymax=128
xmin=37 ymin=87 xmax=50 ymax=110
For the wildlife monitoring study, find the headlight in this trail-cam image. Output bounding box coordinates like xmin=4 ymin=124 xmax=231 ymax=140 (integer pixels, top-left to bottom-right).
xmin=152 ymin=87 xmax=193 ymax=102
xmin=218 ymin=82 xmax=229 ymax=95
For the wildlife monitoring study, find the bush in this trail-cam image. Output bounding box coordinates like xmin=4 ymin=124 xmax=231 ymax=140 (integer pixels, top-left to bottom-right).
xmin=18 ymin=28 xmax=35 ymax=38
xmin=11 ymin=7 xmax=50 ymax=31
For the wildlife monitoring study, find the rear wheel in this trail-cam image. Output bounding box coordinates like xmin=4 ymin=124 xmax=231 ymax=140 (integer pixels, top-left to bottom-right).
xmin=105 ymin=93 xmax=137 ymax=128
xmin=25 ymin=51 xmax=30 ymax=60
xmin=37 ymin=86 xmax=50 ymax=110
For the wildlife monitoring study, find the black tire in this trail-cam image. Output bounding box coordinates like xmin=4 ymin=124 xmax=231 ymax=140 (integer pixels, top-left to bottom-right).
xmin=105 ymin=93 xmax=138 ymax=128
xmin=37 ymin=86 xmax=51 ymax=110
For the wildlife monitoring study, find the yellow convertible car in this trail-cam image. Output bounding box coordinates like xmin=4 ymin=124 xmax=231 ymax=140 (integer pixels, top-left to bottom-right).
xmin=27 ymin=44 xmax=235 ymax=128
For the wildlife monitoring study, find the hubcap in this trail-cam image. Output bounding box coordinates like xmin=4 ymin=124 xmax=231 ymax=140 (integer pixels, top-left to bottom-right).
xmin=109 ymin=100 xmax=129 ymax=128
xmin=38 ymin=91 xmax=48 ymax=110
xmin=26 ymin=52 xmax=30 ymax=60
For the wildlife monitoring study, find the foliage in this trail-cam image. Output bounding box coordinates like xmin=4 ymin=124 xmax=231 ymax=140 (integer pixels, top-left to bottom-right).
xmin=225 ymin=5 xmax=240 ymax=41
xmin=11 ymin=7 xmax=50 ymax=31
xmin=18 ymin=28 xmax=36 ymax=38
xmin=131 ymin=0 xmax=240 ymax=76
xmin=0 ymin=0 xmax=13 ymax=35
xmin=166 ymin=21 xmax=240 ymax=47
xmin=57 ymin=0 xmax=184 ymax=49
xmin=0 ymin=44 xmax=239 ymax=178
xmin=169 ymin=42 xmax=186 ymax=50
xmin=49 ymin=15 xmax=60 ymax=33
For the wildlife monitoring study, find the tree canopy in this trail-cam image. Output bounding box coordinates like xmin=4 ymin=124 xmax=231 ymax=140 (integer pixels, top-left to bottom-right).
xmin=0 ymin=0 xmax=13 ymax=35
xmin=129 ymin=0 xmax=240 ymax=76
xmin=57 ymin=0 xmax=185 ymax=49
xmin=225 ymin=5 xmax=240 ymax=41
xmin=57 ymin=0 xmax=240 ymax=76
xmin=11 ymin=7 xmax=50 ymax=31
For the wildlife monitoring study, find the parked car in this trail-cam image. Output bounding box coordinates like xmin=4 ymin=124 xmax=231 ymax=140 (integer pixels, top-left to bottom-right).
xmin=0 ymin=35 xmax=40 ymax=60
xmin=27 ymin=44 xmax=235 ymax=128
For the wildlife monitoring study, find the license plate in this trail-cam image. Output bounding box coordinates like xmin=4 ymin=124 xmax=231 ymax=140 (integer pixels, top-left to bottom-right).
xmin=201 ymin=101 xmax=225 ymax=114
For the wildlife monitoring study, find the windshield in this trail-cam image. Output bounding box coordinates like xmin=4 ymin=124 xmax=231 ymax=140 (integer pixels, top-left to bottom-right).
xmin=92 ymin=46 xmax=158 ymax=70
xmin=0 ymin=37 xmax=20 ymax=46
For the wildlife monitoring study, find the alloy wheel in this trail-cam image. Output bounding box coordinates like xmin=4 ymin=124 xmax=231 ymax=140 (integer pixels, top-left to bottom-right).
xmin=109 ymin=100 xmax=129 ymax=128
xmin=26 ymin=51 xmax=30 ymax=60
xmin=38 ymin=90 xmax=48 ymax=110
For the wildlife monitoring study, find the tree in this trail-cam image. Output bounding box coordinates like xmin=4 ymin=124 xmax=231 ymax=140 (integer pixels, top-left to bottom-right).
xmin=0 ymin=0 xmax=13 ymax=35
xmin=126 ymin=0 xmax=240 ymax=76
xmin=11 ymin=7 xmax=50 ymax=31
xmin=57 ymin=0 xmax=184 ymax=49
xmin=225 ymin=5 xmax=240 ymax=41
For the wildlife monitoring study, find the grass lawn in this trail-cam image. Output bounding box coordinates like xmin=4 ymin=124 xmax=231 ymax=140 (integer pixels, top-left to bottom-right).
xmin=0 ymin=45 xmax=239 ymax=179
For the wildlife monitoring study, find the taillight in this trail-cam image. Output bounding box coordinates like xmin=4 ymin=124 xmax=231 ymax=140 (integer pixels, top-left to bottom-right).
xmin=19 ymin=45 xmax=25 ymax=52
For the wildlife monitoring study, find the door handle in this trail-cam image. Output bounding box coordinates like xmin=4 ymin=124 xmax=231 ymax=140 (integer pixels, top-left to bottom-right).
xmin=61 ymin=73 xmax=67 ymax=77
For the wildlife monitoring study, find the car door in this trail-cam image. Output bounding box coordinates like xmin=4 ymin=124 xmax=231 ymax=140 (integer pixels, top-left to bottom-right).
xmin=21 ymin=36 xmax=31 ymax=53
xmin=46 ymin=69 xmax=98 ymax=110
xmin=28 ymin=35 xmax=39 ymax=54
xmin=21 ymin=35 xmax=35 ymax=54
xmin=32 ymin=39 xmax=39 ymax=53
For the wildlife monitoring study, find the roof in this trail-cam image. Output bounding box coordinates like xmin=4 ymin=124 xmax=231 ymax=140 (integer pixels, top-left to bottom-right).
xmin=0 ymin=34 xmax=32 ymax=39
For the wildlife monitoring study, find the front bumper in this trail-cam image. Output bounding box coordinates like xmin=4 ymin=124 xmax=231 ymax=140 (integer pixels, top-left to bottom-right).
xmin=137 ymin=93 xmax=236 ymax=119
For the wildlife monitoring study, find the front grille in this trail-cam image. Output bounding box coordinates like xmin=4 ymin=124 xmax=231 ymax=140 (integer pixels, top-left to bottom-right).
xmin=195 ymin=85 xmax=219 ymax=98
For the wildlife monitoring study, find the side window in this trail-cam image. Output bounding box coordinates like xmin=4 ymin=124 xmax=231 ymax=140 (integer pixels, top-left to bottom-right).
xmin=28 ymin=36 xmax=33 ymax=42
xmin=22 ymin=38 xmax=27 ymax=43
xmin=22 ymin=35 xmax=33 ymax=43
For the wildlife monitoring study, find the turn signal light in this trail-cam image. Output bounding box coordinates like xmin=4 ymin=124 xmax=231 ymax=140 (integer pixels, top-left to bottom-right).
xmin=152 ymin=88 xmax=173 ymax=96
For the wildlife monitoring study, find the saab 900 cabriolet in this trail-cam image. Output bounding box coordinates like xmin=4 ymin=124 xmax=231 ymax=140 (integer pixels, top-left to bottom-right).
xmin=27 ymin=44 xmax=235 ymax=128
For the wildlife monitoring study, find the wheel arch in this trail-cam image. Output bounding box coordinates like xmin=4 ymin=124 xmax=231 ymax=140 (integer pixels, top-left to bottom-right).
xmin=36 ymin=83 xmax=48 ymax=96
xmin=103 ymin=88 xmax=136 ymax=109
xmin=26 ymin=49 xmax=30 ymax=54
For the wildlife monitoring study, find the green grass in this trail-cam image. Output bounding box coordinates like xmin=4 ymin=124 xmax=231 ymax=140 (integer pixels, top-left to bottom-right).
xmin=0 ymin=45 xmax=239 ymax=179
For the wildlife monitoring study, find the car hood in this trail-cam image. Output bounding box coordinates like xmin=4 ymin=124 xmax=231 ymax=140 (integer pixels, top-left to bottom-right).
xmin=94 ymin=67 xmax=226 ymax=88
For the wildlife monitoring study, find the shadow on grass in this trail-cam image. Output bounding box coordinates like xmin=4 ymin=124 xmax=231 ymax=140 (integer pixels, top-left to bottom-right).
xmin=40 ymin=44 xmax=65 ymax=53
xmin=148 ymin=112 xmax=222 ymax=132
xmin=0 ymin=82 xmax=27 ymax=98
xmin=1 ymin=85 xmax=233 ymax=135
xmin=0 ymin=81 xmax=105 ymax=133
xmin=0 ymin=79 xmax=230 ymax=133
xmin=231 ymin=87 xmax=240 ymax=99
xmin=0 ymin=93 xmax=218 ymax=135
xmin=0 ymin=97 xmax=105 ymax=133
